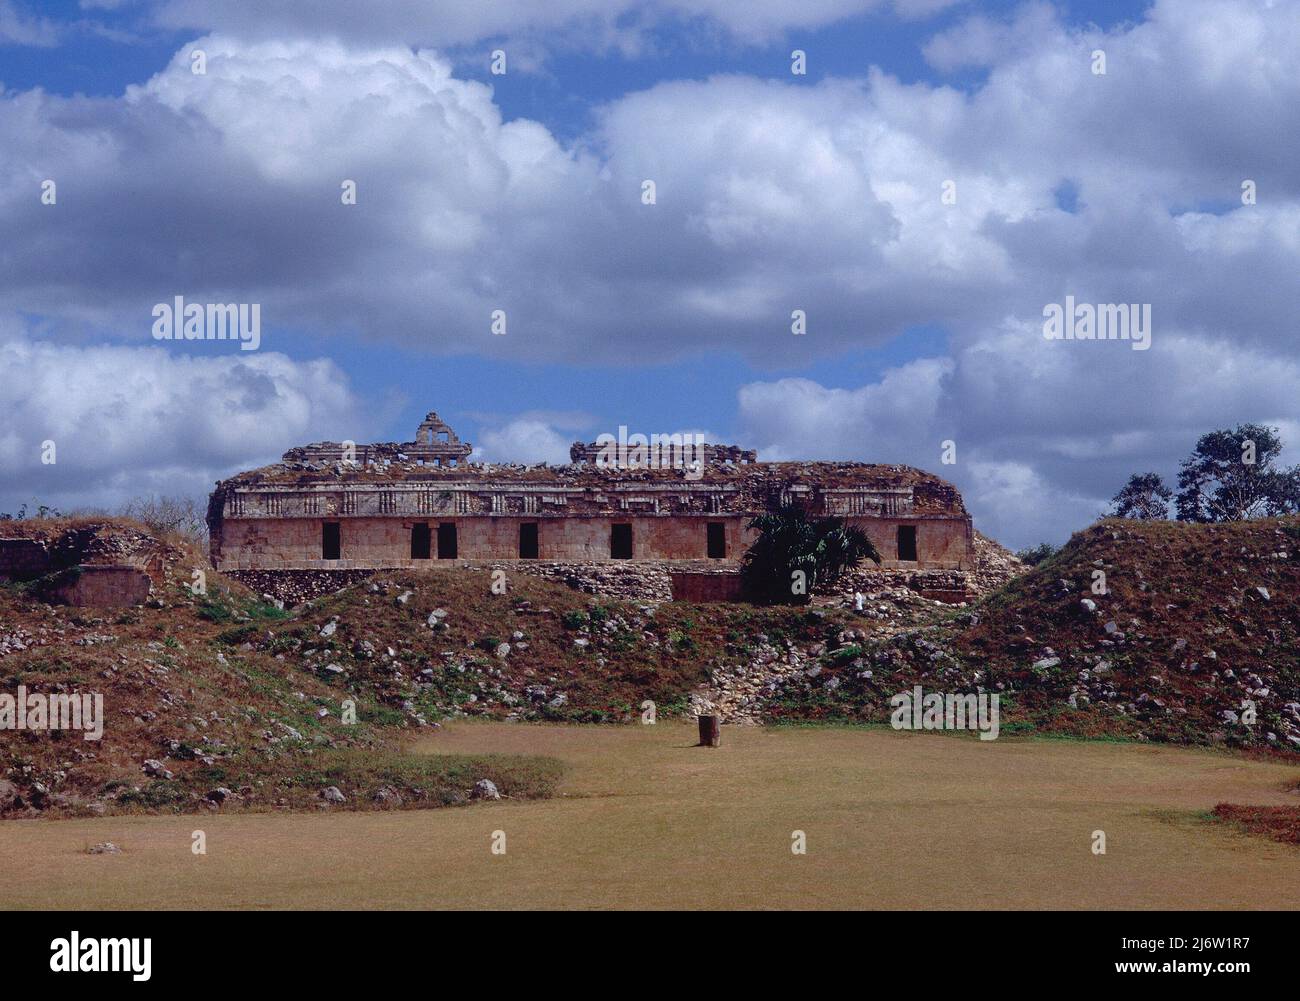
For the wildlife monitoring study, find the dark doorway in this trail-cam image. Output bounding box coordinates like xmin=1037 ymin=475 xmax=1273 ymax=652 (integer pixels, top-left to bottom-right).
xmin=322 ymin=522 xmax=341 ymax=560
xmin=437 ymin=522 xmax=458 ymax=559
xmin=610 ymin=523 xmax=633 ymax=559
xmin=706 ymin=522 xmax=726 ymax=559
xmin=897 ymin=525 xmax=918 ymax=562
xmin=519 ymin=522 xmax=539 ymax=559
xmin=410 ymin=523 xmax=431 ymax=560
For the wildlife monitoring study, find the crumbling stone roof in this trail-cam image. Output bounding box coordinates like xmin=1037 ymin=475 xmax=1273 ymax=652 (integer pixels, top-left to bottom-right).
xmin=212 ymin=460 xmax=967 ymax=517
xmin=212 ymin=410 xmax=968 ymax=518
xmin=569 ymin=439 xmax=757 ymax=465
xmin=283 ymin=411 xmax=472 ymax=466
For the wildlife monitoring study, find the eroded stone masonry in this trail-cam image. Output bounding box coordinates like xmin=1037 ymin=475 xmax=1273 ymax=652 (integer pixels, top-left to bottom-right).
xmin=207 ymin=411 xmax=975 ymax=584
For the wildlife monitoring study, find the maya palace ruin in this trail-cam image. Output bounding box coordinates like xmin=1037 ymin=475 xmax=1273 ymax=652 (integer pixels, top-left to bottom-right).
xmin=205 ymin=411 xmax=975 ymax=575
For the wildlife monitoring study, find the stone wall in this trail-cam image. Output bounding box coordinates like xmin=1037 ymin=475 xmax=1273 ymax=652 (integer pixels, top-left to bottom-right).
xmin=211 ymin=512 xmax=971 ymax=571
xmin=0 ymin=524 xmax=169 ymax=595
xmin=670 ymin=571 xmax=745 ymax=602
xmin=51 ymin=565 xmax=153 ymax=607
xmin=835 ymin=567 xmax=973 ymax=603
xmin=224 ymin=561 xmax=682 ymax=605
xmin=213 ymin=514 xmax=754 ymax=569
xmin=224 ymin=552 xmax=1006 ymax=609
xmin=224 ymin=568 xmax=381 ymax=607
xmin=846 ymin=515 xmax=972 ymax=570
xmin=0 ymin=539 xmax=50 ymax=582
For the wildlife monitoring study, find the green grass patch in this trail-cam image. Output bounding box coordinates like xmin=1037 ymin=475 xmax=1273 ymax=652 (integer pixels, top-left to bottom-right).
xmin=260 ymin=748 xmax=566 ymax=809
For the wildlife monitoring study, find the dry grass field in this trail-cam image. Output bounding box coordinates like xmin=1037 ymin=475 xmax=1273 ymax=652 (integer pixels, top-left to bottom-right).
xmin=2 ymin=721 xmax=1298 ymax=910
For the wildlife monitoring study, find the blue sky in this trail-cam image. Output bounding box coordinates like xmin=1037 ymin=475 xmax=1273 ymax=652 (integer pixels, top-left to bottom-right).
xmin=3 ymin=2 xmax=1148 ymax=103
xmin=2 ymin=0 xmax=1297 ymax=547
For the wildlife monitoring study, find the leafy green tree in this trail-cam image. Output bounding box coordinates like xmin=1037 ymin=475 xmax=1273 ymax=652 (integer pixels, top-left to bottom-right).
xmin=741 ymin=505 xmax=879 ymax=605
xmin=1108 ymin=472 xmax=1172 ymax=519
xmin=1014 ymin=542 xmax=1058 ymax=566
xmin=1175 ymin=424 xmax=1299 ymax=522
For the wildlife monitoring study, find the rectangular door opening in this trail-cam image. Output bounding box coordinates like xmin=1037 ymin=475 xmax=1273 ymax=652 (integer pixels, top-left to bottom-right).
xmin=706 ymin=522 xmax=726 ymax=559
xmin=897 ymin=525 xmax=918 ymax=562
xmin=410 ymin=523 xmax=431 ymax=560
xmin=437 ymin=522 xmax=458 ymax=559
xmin=610 ymin=523 xmax=633 ymax=560
xmin=519 ymin=522 xmax=539 ymax=559
xmin=321 ymin=522 xmax=341 ymax=561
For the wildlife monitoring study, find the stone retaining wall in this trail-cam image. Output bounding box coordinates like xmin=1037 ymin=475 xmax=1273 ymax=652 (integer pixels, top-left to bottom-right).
xmin=52 ymin=565 xmax=153 ymax=607
xmin=669 ymin=571 xmax=745 ymax=602
xmin=0 ymin=539 xmax=50 ymax=582
xmin=224 ymin=568 xmax=380 ymax=607
xmin=225 ymin=559 xmax=994 ymax=608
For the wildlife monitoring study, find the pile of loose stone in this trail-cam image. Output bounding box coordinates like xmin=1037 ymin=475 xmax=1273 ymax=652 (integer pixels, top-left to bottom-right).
xmin=970 ymin=531 xmax=1027 ymax=593
xmin=692 ymin=622 xmax=884 ymax=724
xmin=484 ymin=560 xmax=676 ymax=603
xmin=224 ymin=569 xmax=379 ymax=606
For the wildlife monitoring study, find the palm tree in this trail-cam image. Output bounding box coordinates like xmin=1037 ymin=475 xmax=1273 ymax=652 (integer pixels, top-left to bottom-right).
xmin=741 ymin=505 xmax=880 ymax=605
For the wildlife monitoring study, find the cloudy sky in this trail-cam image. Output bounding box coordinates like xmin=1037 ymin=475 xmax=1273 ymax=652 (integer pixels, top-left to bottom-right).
xmin=1 ymin=0 xmax=1297 ymax=547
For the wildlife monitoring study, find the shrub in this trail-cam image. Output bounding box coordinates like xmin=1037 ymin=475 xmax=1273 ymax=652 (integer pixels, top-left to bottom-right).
xmin=741 ymin=505 xmax=880 ymax=605
xmin=1015 ymin=543 xmax=1059 ymax=566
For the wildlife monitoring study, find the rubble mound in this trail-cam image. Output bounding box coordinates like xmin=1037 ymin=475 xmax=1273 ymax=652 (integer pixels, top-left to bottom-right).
xmin=0 ymin=554 xmax=566 ymax=819
xmin=763 ymin=517 xmax=1300 ymax=751
xmin=971 ymin=530 xmax=1026 ymax=593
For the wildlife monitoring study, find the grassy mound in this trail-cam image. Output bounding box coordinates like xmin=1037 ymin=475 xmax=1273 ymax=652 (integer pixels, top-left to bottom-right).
xmin=0 ymin=563 xmax=571 ymax=818
xmin=2 ymin=558 xmax=864 ymax=817
xmin=762 ymin=517 xmax=1300 ymax=750
xmin=242 ymin=566 xmax=865 ymax=724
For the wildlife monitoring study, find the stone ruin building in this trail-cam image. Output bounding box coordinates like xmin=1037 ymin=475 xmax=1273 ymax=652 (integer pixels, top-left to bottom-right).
xmin=0 ymin=522 xmax=167 ymax=607
xmin=206 ymin=411 xmax=975 ymax=580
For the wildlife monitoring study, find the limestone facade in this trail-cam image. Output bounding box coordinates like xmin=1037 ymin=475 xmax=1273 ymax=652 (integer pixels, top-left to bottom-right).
xmin=207 ymin=415 xmax=975 ymax=572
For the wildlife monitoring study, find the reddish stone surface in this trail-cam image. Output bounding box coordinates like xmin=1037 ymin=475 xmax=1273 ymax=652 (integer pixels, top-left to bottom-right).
xmin=669 ymin=571 xmax=744 ymax=602
xmin=52 ymin=565 xmax=152 ymax=607
xmin=0 ymin=538 xmax=49 ymax=582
